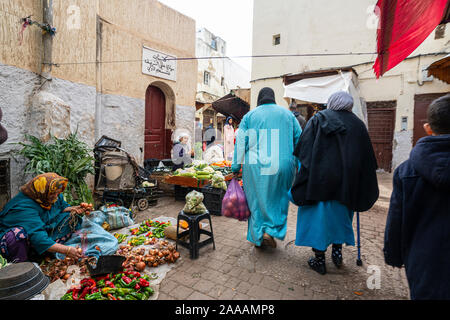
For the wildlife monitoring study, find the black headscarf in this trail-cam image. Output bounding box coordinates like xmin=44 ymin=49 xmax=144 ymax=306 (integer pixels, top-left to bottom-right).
xmin=257 ymin=87 xmax=276 ymax=106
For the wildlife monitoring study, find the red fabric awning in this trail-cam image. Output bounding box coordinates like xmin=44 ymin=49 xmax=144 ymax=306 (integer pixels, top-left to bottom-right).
xmin=373 ymin=0 xmax=449 ymax=78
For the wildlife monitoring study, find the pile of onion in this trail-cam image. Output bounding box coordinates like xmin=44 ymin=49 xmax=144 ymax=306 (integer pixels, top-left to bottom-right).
xmin=118 ymin=240 xmax=180 ymax=272
xmin=222 ymin=190 xmax=250 ymax=220
xmin=40 ymin=255 xmax=85 ymax=283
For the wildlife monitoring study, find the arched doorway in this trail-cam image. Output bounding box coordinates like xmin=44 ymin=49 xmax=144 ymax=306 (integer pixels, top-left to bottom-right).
xmin=145 ymin=85 xmax=167 ymax=160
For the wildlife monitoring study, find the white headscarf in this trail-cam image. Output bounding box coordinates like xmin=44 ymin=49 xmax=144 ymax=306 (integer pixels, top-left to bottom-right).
xmin=327 ymin=91 xmax=354 ymax=112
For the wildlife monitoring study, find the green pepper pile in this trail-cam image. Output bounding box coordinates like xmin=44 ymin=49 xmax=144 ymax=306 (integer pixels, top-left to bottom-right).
xmin=129 ymin=219 xmax=170 ymax=238
xmin=0 ymin=255 xmax=7 ymax=269
xmin=60 ymin=271 xmax=154 ymax=301
xmin=127 ymin=236 xmax=147 ymax=247
xmin=114 ymin=233 xmax=128 ymax=244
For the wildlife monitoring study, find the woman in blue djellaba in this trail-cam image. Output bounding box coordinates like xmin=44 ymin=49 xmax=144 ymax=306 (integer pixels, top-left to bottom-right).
xmin=232 ymin=87 xmax=302 ymax=249
xmin=290 ymin=91 xmax=379 ymax=275
xmin=0 ymin=173 xmax=84 ymax=263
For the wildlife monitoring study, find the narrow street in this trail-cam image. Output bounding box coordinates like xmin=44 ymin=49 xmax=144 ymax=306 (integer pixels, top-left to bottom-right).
xmin=135 ymin=172 xmax=410 ymax=300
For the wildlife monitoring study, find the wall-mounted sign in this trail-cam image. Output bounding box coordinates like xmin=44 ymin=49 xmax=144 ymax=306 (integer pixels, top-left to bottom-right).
xmin=142 ymin=46 xmax=177 ymax=81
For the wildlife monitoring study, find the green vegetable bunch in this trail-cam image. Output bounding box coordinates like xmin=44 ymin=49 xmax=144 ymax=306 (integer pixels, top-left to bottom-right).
xmin=0 ymin=255 xmax=7 ymax=269
xmin=16 ymin=132 xmax=95 ymax=206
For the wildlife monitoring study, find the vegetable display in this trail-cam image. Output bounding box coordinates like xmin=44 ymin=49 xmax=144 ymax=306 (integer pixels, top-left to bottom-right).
xmin=210 ymin=172 xmax=227 ymax=191
xmin=0 ymin=255 xmax=7 ymax=269
xmin=114 ymin=233 xmax=128 ymax=244
xmin=141 ymin=181 xmax=155 ymax=188
xmin=40 ymin=255 xmax=91 ymax=283
xmin=210 ymin=160 xmax=232 ymax=167
xmin=129 ymin=219 xmax=170 ymax=238
xmin=183 ymin=190 xmax=208 ymax=215
xmin=117 ymin=239 xmax=180 ymax=271
xmin=173 ymin=160 xmax=231 ymax=189
xmin=60 ymin=272 xmax=155 ymax=300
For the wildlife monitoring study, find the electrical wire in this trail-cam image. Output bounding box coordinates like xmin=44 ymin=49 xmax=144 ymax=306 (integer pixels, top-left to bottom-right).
xmin=1 ymin=9 xmax=378 ymax=66
xmin=42 ymin=52 xmax=378 ymax=67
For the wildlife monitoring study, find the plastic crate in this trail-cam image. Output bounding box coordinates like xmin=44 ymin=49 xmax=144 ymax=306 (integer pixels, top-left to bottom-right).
xmin=174 ymin=185 xmax=194 ymax=202
xmin=201 ymin=185 xmax=226 ymax=216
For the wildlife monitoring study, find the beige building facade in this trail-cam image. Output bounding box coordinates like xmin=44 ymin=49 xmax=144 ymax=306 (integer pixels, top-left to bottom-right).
xmin=0 ymin=0 xmax=197 ymax=196
xmin=195 ymin=27 xmax=250 ymax=144
xmin=251 ymin=0 xmax=450 ymax=171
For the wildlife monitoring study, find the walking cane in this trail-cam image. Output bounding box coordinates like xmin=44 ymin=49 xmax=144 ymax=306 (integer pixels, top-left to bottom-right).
xmin=356 ymin=212 xmax=363 ymax=266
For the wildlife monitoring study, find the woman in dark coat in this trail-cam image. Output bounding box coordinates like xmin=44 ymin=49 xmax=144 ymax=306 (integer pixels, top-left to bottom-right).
xmin=289 ymin=91 xmax=379 ymax=275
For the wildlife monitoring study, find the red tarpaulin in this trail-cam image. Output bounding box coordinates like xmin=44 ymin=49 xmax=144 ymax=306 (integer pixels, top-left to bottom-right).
xmin=373 ymin=0 xmax=449 ymax=78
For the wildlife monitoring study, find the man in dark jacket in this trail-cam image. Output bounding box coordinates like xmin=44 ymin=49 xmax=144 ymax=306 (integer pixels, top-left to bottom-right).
xmin=289 ymin=102 xmax=307 ymax=130
xmin=384 ymin=94 xmax=450 ymax=300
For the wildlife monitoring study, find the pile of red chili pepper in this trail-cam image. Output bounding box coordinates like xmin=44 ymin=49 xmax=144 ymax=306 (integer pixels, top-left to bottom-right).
xmin=60 ymin=271 xmax=154 ymax=300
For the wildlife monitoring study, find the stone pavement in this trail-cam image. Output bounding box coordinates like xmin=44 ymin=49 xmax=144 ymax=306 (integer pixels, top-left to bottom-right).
xmin=135 ymin=172 xmax=410 ymax=300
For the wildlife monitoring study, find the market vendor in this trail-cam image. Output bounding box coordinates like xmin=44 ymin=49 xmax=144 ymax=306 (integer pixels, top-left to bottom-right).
xmin=172 ymin=132 xmax=193 ymax=171
xmin=203 ymin=140 xmax=224 ymax=164
xmin=0 ymin=173 xmax=84 ymax=263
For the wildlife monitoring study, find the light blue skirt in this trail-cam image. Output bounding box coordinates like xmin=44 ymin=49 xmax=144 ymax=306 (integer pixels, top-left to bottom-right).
xmin=288 ymin=190 xmax=355 ymax=251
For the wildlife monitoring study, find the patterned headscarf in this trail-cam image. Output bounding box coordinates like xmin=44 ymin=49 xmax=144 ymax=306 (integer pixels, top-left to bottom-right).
xmin=327 ymin=91 xmax=354 ymax=112
xmin=20 ymin=173 xmax=68 ymax=210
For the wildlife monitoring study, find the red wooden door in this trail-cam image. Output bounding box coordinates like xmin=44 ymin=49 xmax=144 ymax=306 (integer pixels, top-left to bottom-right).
xmin=414 ymin=93 xmax=447 ymax=146
xmin=145 ymin=86 xmax=166 ymax=160
xmin=367 ymin=106 xmax=396 ymax=172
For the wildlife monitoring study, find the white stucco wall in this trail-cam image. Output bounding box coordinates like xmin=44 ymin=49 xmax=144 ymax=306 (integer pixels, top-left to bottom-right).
xmin=196 ymin=28 xmax=250 ymax=103
xmin=0 ymin=62 xmax=196 ymax=197
xmin=251 ymin=0 xmax=450 ymax=170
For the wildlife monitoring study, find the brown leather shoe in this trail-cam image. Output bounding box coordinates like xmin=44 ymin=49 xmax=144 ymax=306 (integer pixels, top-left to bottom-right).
xmin=262 ymin=233 xmax=277 ymax=248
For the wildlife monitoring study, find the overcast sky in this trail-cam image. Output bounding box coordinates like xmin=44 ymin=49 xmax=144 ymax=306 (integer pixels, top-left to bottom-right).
xmin=158 ymin=0 xmax=254 ymax=73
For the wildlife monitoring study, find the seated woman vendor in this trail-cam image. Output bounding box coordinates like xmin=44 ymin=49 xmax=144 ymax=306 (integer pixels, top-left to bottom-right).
xmin=0 ymin=173 xmax=84 ymax=263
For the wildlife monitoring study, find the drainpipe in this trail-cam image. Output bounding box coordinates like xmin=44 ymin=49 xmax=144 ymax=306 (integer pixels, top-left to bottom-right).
xmin=41 ymin=0 xmax=53 ymax=80
xmin=95 ymin=14 xmax=103 ymax=141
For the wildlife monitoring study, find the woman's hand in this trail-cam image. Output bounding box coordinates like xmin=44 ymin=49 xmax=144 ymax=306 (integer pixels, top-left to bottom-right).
xmin=64 ymin=206 xmax=83 ymax=215
xmin=65 ymin=246 xmax=83 ymax=260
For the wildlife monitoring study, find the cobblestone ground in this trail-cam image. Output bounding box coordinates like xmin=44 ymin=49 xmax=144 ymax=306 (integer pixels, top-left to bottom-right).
xmin=135 ymin=172 xmax=410 ymax=300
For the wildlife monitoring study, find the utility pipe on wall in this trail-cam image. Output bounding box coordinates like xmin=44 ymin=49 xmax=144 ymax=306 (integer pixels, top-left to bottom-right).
xmin=42 ymin=0 xmax=53 ymax=78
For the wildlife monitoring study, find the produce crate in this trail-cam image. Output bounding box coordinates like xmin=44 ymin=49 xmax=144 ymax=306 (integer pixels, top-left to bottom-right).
xmin=174 ymin=185 xmax=195 ymax=202
xmin=201 ymin=185 xmax=226 ymax=216
xmin=164 ymin=175 xmax=210 ymax=188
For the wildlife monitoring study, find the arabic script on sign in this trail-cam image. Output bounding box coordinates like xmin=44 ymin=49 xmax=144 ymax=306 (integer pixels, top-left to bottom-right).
xmin=142 ymin=47 xmax=177 ymax=81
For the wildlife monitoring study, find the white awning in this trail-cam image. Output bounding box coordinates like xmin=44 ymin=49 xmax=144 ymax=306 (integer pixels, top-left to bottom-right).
xmin=283 ymin=71 xmax=367 ymax=126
